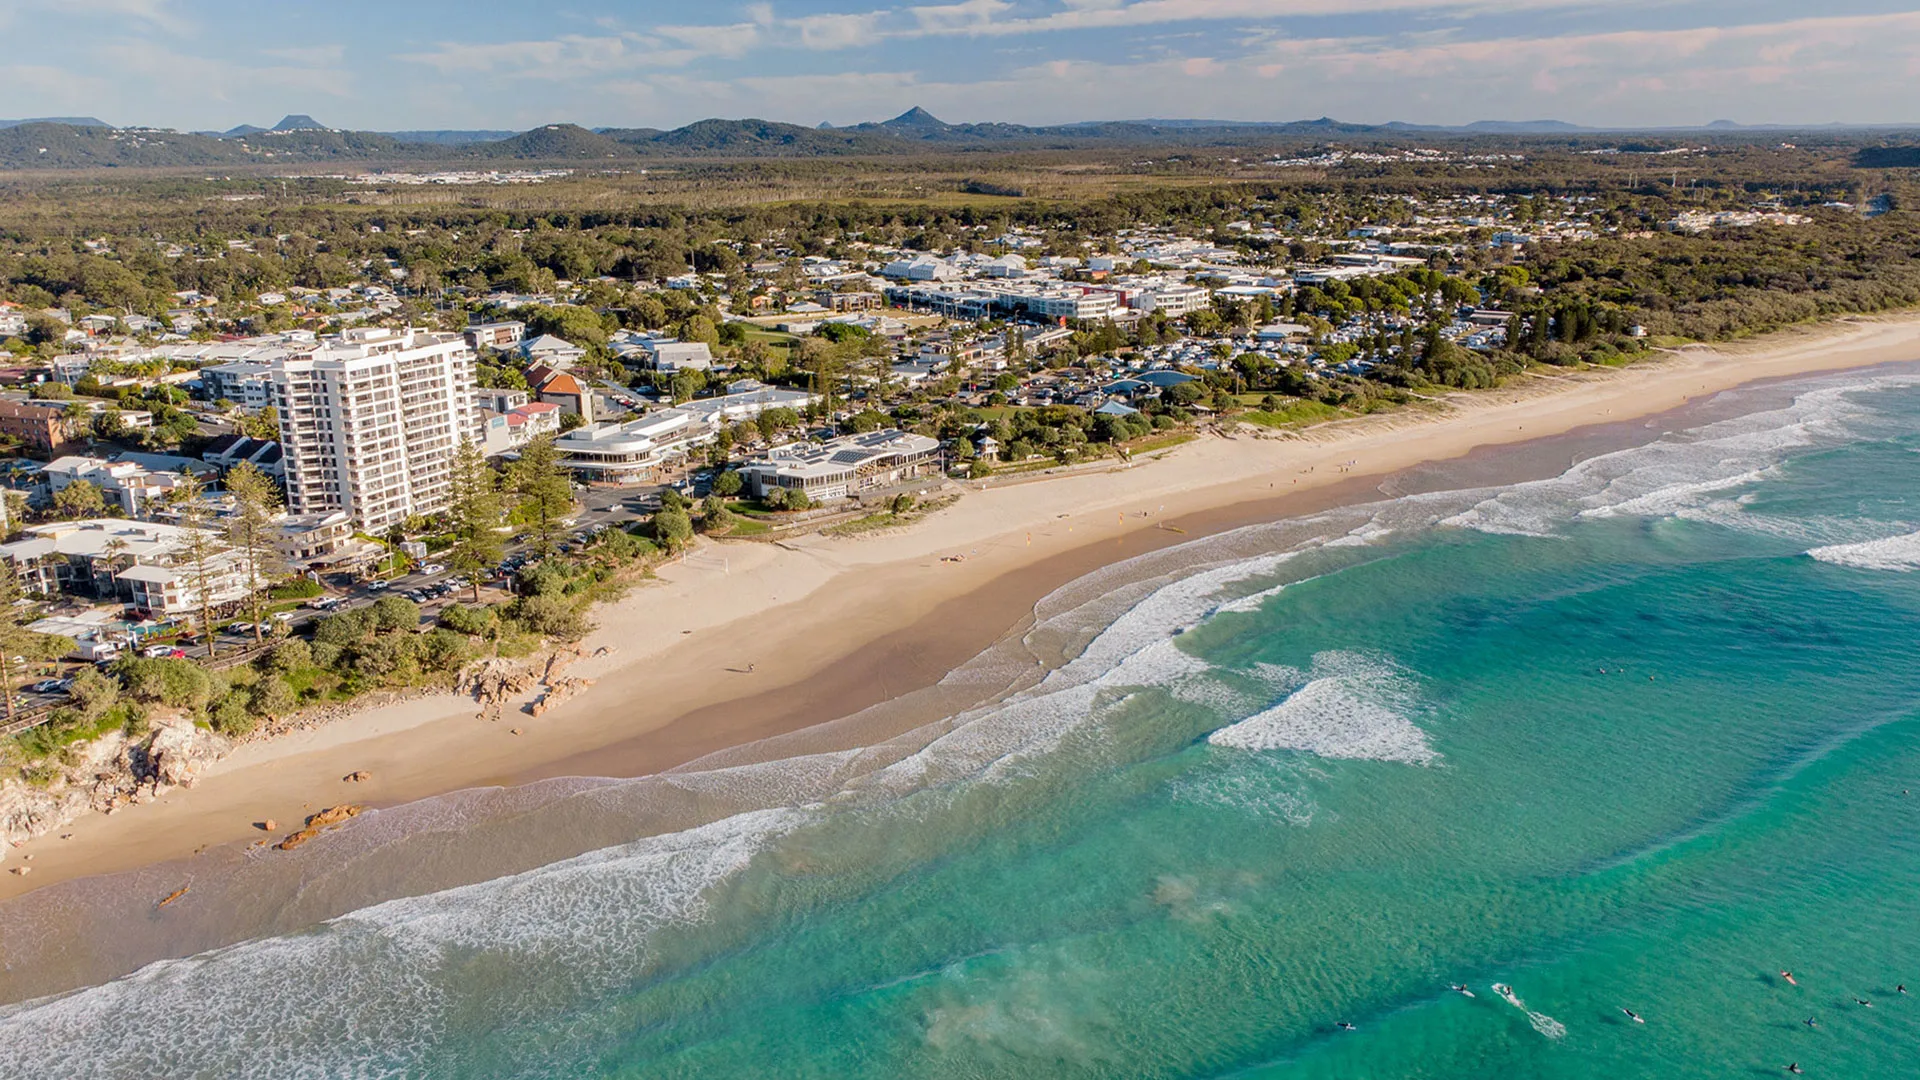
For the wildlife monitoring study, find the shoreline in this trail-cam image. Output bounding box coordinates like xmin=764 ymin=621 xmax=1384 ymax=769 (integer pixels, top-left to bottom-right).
xmin=6 ymin=313 xmax=1920 ymax=901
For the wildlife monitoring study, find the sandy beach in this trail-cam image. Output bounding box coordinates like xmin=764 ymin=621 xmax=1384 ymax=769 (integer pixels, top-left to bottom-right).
xmin=5 ymin=313 xmax=1919 ymax=900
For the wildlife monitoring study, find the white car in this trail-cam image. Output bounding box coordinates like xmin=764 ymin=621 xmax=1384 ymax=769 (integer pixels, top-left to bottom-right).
xmin=420 ymin=563 xmax=446 ymax=575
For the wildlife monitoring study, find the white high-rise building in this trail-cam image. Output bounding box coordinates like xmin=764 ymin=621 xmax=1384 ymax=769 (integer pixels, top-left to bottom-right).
xmin=271 ymin=327 xmax=479 ymax=534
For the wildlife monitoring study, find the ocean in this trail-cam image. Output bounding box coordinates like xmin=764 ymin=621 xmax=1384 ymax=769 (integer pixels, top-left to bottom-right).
xmin=5 ymin=364 xmax=1920 ymax=1078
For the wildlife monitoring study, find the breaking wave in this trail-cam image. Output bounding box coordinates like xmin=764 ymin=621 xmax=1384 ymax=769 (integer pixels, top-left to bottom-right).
xmin=1808 ymin=529 xmax=1920 ymax=572
xmin=1207 ymin=653 xmax=1439 ymax=766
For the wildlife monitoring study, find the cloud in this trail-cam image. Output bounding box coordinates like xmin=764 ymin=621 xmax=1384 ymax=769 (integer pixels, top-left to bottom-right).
xmin=9 ymin=0 xmax=190 ymax=35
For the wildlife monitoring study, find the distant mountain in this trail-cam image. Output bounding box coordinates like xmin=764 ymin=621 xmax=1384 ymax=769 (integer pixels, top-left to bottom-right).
xmin=881 ymin=106 xmax=948 ymax=130
xmin=1462 ymin=119 xmax=1590 ymax=133
xmin=455 ymin=123 xmax=628 ymax=159
xmin=0 ymin=117 xmax=109 ymax=130
xmin=4 ymin=112 xmax=1919 ymax=172
xmin=384 ymin=130 xmax=518 ymax=146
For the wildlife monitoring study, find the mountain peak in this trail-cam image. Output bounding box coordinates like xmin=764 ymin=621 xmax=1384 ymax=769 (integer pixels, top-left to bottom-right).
xmin=272 ymin=114 xmax=325 ymax=131
xmin=884 ymin=106 xmax=947 ymax=129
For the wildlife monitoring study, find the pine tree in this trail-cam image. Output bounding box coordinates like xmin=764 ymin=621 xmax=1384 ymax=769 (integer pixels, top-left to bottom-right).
xmin=447 ymin=441 xmax=504 ymax=603
xmin=224 ymin=461 xmax=285 ymax=645
xmin=166 ymin=473 xmax=222 ymax=659
xmin=510 ymin=434 xmax=574 ymax=557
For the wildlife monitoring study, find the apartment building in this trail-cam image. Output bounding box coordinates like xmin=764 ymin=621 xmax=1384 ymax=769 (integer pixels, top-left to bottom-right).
xmin=271 ymin=327 xmax=478 ymax=533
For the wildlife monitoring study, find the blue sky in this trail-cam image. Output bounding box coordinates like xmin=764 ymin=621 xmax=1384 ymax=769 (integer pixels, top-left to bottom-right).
xmin=4 ymin=1 xmax=1919 ymax=131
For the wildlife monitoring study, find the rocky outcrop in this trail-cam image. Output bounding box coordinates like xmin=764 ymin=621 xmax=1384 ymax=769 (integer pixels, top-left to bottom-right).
xmin=2 ymin=717 xmax=229 ymax=863
xmin=528 ymin=677 xmax=594 ymax=717
xmin=274 ymin=804 xmax=366 ymax=851
xmin=464 ymin=657 xmax=539 ymax=709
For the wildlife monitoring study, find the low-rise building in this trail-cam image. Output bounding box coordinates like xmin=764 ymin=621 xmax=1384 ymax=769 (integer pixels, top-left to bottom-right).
xmin=553 ymin=408 xmax=714 ymax=484
xmin=465 ymin=321 xmax=526 ymax=350
xmin=740 ymin=430 xmax=942 ymax=503
xmin=0 ymin=519 xmax=250 ymax=617
xmin=40 ymin=455 xmax=212 ymax=518
xmin=0 ymin=400 xmax=79 ymax=458
xmin=478 ymin=401 xmax=564 ymax=456
xmin=677 ymin=382 xmax=819 ymax=426
xmin=200 ymin=434 xmax=285 ymax=479
xmin=199 ymin=361 xmax=277 ymax=408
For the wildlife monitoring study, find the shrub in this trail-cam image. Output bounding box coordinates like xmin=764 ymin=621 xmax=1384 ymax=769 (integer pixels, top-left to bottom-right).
xmin=117 ymin=657 xmax=214 ymax=713
xmin=512 ymin=594 xmax=591 ymax=641
xmin=711 ymin=470 xmax=743 ymax=497
xmin=785 ymin=489 xmax=812 ymax=511
xmin=653 ymin=508 xmax=693 ymax=549
xmin=310 ymin=641 xmax=343 ymax=669
xmin=313 ymin=608 xmax=374 ymax=646
xmin=659 ymin=487 xmax=689 ymax=512
xmin=269 ymin=578 xmax=324 ymax=600
xmin=211 ymin=692 xmax=256 ymax=736
xmin=371 ymin=595 xmax=422 ymax=632
xmin=420 ymin=629 xmax=472 ymax=672
xmin=519 ymin=561 xmax=569 ymax=598
xmin=439 ymin=603 xmax=496 ymax=637
xmin=250 ymin=676 xmax=297 ymax=720
xmin=890 ymin=493 xmax=916 ymax=515
xmin=264 ymin=638 xmax=312 ymax=674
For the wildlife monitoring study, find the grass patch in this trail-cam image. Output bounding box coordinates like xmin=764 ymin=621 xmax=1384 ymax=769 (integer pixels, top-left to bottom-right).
xmin=1237 ymin=400 xmax=1346 ymax=428
xmin=716 ymin=517 xmax=771 ymax=537
xmin=1127 ymin=432 xmax=1198 ymax=454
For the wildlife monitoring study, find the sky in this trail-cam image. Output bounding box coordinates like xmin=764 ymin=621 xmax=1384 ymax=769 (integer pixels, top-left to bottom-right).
xmin=3 ymin=0 xmax=1919 ymax=132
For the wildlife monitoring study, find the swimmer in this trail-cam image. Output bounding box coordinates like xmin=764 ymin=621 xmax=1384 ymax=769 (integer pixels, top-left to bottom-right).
xmin=1620 ymin=1007 xmax=1643 ymax=1024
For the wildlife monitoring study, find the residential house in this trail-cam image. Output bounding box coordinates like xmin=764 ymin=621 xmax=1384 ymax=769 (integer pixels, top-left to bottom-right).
xmin=520 ymin=333 xmax=585 ymax=367
xmin=200 ymin=434 xmax=286 ymax=479
xmin=0 ymin=400 xmax=80 ymax=458
xmin=526 ymin=364 xmax=594 ymax=424
xmin=0 ymin=519 xmax=250 ymax=617
xmin=464 ymin=321 xmax=526 ymax=351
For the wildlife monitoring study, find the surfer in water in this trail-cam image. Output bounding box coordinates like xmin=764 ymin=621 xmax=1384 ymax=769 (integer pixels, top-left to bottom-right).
xmin=1450 ymin=984 xmax=1475 ymax=997
xmin=1336 ymin=1022 xmax=1358 ymax=1032
xmin=1780 ymin=971 xmax=1799 ymax=986
xmin=1898 ymin=984 xmax=1908 ymax=995
xmin=1619 ymin=1007 xmax=1643 ymax=1024
xmin=1803 ymin=1017 xmax=1818 ymax=1029
xmin=1854 ymin=998 xmax=1873 ymax=1008
xmin=1786 ymin=1065 xmax=1803 ymax=1075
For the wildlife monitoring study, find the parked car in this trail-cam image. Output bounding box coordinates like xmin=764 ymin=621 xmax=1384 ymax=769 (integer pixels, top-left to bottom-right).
xmin=228 ymin=622 xmax=256 ymax=635
xmin=420 ymin=563 xmax=446 ymax=575
xmin=271 ymin=611 xmax=295 ymax=624
xmin=29 ymin=678 xmax=70 ymax=694
xmin=142 ymin=645 xmax=185 ymax=659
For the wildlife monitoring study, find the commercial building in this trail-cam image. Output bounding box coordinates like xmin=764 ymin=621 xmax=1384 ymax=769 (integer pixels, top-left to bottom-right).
xmin=553 ymin=408 xmax=714 ymax=485
xmin=271 ymin=327 xmax=479 ymax=533
xmin=740 ymin=430 xmax=942 ymax=503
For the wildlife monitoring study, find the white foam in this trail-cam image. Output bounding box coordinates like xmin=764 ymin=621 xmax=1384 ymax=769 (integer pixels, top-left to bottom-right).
xmin=1444 ymin=371 xmax=1920 ymax=538
xmin=0 ymin=807 xmax=806 ymax=1078
xmin=1207 ymin=653 xmax=1439 ymax=766
xmin=1808 ymin=529 xmax=1920 ymax=572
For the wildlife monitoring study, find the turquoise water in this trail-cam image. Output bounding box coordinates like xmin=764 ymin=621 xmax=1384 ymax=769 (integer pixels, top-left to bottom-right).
xmin=6 ymin=369 xmax=1920 ymax=1077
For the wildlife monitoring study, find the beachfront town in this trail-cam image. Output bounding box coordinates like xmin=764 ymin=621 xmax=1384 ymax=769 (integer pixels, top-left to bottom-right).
xmin=0 ymin=181 xmax=1833 ymax=741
